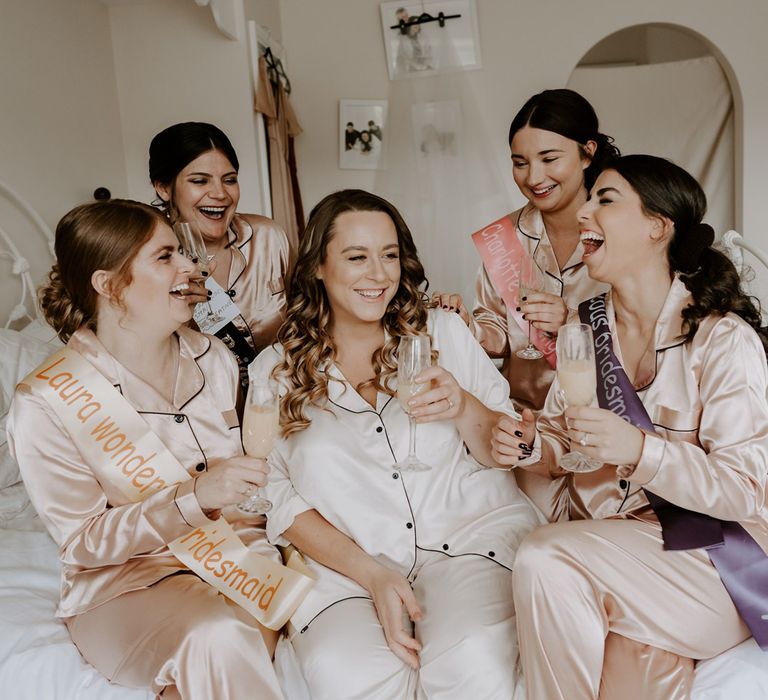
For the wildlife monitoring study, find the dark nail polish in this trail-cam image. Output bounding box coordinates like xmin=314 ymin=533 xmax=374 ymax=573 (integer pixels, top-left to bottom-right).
xmin=522 ymin=296 xmax=528 ymax=301
xmin=514 ymin=430 xmax=523 ymax=438
xmin=518 ymin=442 xmax=527 ymax=449
xmin=207 ymin=291 xmax=212 ymax=298
xmin=515 ymin=306 xmax=521 ymax=312
xmin=191 ymin=257 xmax=199 ymax=263
xmin=442 ymin=305 xmax=448 ymax=309
xmin=201 ymin=271 xmax=209 ymax=277
xmin=455 ymin=308 xmax=460 ymax=314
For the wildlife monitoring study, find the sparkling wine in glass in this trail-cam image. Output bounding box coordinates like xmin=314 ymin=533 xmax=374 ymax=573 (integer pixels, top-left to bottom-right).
xmin=237 ymin=382 xmax=278 ymax=514
xmin=395 ymin=334 xmax=432 ymax=472
xmin=173 ymin=222 xmax=220 ymax=323
xmin=516 ymin=254 xmax=545 ymax=360
xmin=556 ymin=323 xmax=603 ymax=473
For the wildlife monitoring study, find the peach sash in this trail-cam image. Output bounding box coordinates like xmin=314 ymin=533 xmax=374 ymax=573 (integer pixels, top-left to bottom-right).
xmin=471 ymin=215 xmax=556 ymax=367
xmin=21 ymin=347 xmax=314 ymax=630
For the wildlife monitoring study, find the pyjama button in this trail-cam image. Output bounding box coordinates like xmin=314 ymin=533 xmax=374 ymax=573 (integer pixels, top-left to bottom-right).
xmin=619 ymin=479 xmax=628 ymax=489
xmin=442 ymin=544 xmax=449 ymax=551
xmin=488 ymin=551 xmax=496 ymax=558
xmin=392 ymin=472 xmax=400 ymax=479
xmin=174 ymin=414 xmax=185 ymax=423
xmin=376 ymin=426 xmax=383 ymax=433
xmin=195 ymin=463 xmax=206 ymax=472
xmin=227 ymin=289 xmax=236 ymax=298
xmin=406 ymin=522 xmax=413 ymax=529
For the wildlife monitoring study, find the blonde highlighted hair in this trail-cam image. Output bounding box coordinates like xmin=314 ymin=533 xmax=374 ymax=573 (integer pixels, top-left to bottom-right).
xmin=272 ymin=189 xmax=431 ymax=436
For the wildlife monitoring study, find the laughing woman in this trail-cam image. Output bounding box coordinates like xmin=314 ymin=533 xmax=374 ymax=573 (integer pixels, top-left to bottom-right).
xmin=150 ymin=122 xmax=293 ymax=390
xmin=493 ymin=156 xmax=768 ymax=699
xmin=434 ymin=89 xmax=619 ymax=411
xmin=250 ymin=189 xmax=542 ymax=700
xmin=8 ymin=200 xmax=285 ymax=700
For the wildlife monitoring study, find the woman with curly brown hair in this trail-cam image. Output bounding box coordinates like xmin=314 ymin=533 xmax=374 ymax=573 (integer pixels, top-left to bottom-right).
xmin=249 ymin=189 xmax=542 ymax=700
xmin=494 ymin=156 xmax=768 ymax=699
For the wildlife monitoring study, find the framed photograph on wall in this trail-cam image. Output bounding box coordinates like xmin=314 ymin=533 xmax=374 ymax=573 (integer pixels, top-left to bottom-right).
xmin=380 ymin=0 xmax=482 ymax=80
xmin=339 ymin=99 xmax=388 ymax=170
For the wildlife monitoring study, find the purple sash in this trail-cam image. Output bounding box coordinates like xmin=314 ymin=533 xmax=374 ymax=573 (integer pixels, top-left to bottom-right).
xmin=580 ymin=294 xmax=768 ymax=650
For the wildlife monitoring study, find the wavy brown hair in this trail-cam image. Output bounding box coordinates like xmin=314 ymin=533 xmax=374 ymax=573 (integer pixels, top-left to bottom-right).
xmin=273 ymin=189 xmax=431 ymax=436
xmin=39 ymin=200 xmax=166 ymax=343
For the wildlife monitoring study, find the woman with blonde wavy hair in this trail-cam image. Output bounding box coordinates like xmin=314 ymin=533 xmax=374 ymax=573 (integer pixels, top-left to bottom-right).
xmin=249 ymin=189 xmax=542 ymax=700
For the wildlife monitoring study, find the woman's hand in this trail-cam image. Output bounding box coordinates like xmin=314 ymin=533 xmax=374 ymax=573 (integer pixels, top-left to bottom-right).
xmin=180 ymin=277 xmax=211 ymax=306
xmin=193 ymin=456 xmax=269 ymax=511
xmin=361 ymin=564 xmax=423 ymax=669
xmin=564 ymin=406 xmax=644 ymax=466
xmin=491 ymin=409 xmax=536 ymax=465
xmin=179 ymin=258 xmax=218 ymax=306
xmin=520 ymin=291 xmax=568 ymax=335
xmin=408 ymin=366 xmax=465 ymax=423
xmin=430 ymin=292 xmax=470 ymax=325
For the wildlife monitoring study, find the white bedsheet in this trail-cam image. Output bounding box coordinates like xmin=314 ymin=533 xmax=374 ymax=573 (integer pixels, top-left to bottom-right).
xmin=0 ymin=522 xmax=766 ymax=699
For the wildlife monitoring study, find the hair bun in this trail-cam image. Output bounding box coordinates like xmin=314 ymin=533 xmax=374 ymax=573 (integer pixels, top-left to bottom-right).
xmin=678 ymin=222 xmax=715 ymax=274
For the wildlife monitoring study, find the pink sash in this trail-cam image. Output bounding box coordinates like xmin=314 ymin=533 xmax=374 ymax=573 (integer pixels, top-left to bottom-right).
xmin=471 ymin=215 xmax=556 ymax=367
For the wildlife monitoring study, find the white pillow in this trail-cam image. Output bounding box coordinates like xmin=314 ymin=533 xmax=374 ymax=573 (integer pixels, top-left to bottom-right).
xmin=0 ymin=321 xmax=62 ymax=491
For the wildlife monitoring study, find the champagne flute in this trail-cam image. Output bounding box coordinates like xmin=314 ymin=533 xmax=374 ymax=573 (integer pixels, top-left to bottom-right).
xmin=395 ymin=334 xmax=432 ymax=472
xmin=173 ymin=222 xmax=220 ymax=323
xmin=556 ymin=323 xmax=603 ymax=472
xmin=237 ymin=382 xmax=278 ymax=514
xmin=516 ymin=254 xmax=545 ymax=360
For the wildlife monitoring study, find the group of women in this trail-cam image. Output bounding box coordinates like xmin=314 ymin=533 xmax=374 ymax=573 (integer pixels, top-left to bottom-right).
xmin=7 ymin=87 xmax=768 ymax=700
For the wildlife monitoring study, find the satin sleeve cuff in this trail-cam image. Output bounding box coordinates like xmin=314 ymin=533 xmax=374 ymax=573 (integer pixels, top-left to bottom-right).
xmin=144 ymin=479 xmax=212 ymax=542
xmin=628 ymin=432 xmax=667 ymax=484
xmin=265 ymin=493 xmax=313 ymax=547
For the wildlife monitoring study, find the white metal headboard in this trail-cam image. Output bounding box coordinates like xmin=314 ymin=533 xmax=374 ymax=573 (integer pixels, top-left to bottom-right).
xmin=0 ymin=179 xmax=55 ymax=328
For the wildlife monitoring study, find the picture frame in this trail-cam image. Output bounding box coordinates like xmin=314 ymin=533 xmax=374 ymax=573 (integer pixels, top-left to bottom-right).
xmin=339 ymin=99 xmax=388 ymax=170
xmin=379 ymin=0 xmax=482 ymax=81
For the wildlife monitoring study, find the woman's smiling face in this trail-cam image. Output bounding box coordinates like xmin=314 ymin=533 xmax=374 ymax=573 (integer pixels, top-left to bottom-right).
xmin=510 ymin=126 xmax=593 ymax=215
xmin=577 ymin=169 xmax=669 ymax=285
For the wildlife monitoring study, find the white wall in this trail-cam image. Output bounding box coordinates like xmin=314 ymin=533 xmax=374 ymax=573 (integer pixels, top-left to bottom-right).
xmin=107 ymin=0 xmax=265 ymax=213
xmin=280 ymin=0 xmax=768 ymax=250
xmin=0 ymin=0 xmax=127 ymax=324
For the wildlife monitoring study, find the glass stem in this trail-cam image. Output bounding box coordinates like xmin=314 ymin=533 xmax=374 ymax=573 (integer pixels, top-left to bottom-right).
xmin=528 ymin=320 xmax=533 ymax=347
xmin=408 ymin=415 xmax=417 ymax=459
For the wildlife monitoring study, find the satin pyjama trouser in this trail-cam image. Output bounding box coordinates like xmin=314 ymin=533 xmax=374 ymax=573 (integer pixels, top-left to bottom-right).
xmin=292 ymin=550 xmax=521 ymax=700
xmin=66 ymin=573 xmax=284 ymax=700
xmin=513 ymin=518 xmax=752 ymax=700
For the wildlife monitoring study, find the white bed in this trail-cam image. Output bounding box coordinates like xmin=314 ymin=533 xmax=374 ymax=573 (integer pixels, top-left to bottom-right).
xmin=0 ymin=184 xmax=766 ymax=699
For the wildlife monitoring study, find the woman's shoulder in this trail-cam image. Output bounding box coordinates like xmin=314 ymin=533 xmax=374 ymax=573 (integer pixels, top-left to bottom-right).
xmin=690 ymin=312 xmax=767 ymax=373
xmin=235 ymin=213 xmax=288 ymax=244
xmin=248 ymin=343 xmax=285 ymax=380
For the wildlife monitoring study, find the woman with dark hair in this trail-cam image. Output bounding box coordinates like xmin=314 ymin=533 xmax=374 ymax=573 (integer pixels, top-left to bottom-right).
xmin=7 ymin=200 xmax=286 ymax=699
xmin=493 ymin=155 xmax=768 ymax=699
xmin=434 ymin=88 xmax=620 ymax=413
xmin=150 ymin=122 xmax=293 ymax=390
xmin=250 ymin=189 xmax=541 ymax=699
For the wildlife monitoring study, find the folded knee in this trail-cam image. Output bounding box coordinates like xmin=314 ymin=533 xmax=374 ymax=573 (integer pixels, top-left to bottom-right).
xmin=513 ymin=525 xmax=579 ymax=590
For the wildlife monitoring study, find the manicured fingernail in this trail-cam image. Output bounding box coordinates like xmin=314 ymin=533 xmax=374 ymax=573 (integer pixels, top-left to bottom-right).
xmin=515 ymin=306 xmax=521 ymax=312
xmin=514 ymin=430 xmax=523 ymax=438
xmin=442 ymin=305 xmax=448 ymax=309
xmin=207 ymin=291 xmax=212 ymax=298
xmin=522 ymin=296 xmax=528 ymax=301
xmin=455 ymin=308 xmax=460 ymax=314
xmin=201 ymin=271 xmax=209 ymax=277
xmin=519 ymin=442 xmax=528 ymax=449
